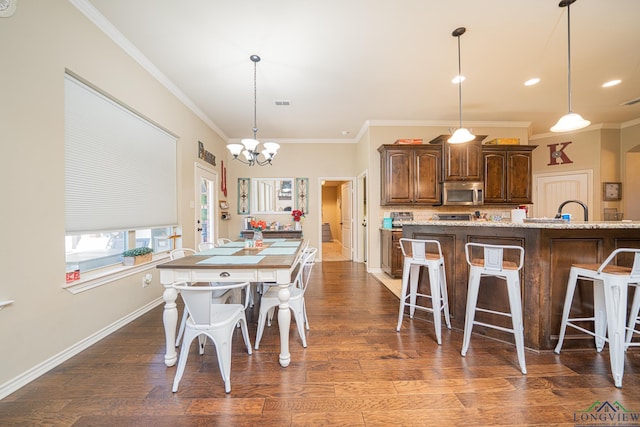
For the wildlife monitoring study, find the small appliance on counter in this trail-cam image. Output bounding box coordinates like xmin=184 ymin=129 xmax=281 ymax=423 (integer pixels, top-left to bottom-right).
xmin=390 ymin=211 xmax=413 ymax=228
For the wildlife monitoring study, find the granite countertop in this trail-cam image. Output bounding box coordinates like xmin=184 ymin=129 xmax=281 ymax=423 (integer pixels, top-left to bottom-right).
xmin=401 ymin=220 xmax=640 ymax=229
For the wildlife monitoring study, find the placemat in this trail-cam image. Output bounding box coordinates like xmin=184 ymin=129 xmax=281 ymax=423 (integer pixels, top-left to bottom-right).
xmin=196 ymin=247 xmax=242 ymax=256
xmin=224 ymin=241 xmax=247 ymax=247
xmin=196 ymin=255 xmax=265 ymax=265
xmin=270 ymin=241 xmax=301 ymax=247
xmin=258 ymin=247 xmax=298 ymax=255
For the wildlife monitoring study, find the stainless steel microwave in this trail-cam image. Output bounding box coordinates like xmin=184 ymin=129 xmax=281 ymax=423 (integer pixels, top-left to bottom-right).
xmin=442 ymin=181 xmax=484 ymax=206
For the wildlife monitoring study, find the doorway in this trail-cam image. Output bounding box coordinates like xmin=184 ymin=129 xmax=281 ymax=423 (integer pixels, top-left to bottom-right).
xmin=320 ymin=178 xmax=355 ymax=262
xmin=533 ymin=169 xmax=592 ymax=219
xmin=195 ymin=163 xmax=218 ymax=248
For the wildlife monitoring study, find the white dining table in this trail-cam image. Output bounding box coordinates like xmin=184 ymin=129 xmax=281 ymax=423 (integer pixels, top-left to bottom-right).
xmin=157 ymin=239 xmax=304 ymax=368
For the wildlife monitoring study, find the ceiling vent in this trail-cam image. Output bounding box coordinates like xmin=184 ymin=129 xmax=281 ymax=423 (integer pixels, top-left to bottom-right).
xmin=274 ymin=100 xmax=291 ymax=106
xmin=621 ymin=97 xmax=640 ymax=106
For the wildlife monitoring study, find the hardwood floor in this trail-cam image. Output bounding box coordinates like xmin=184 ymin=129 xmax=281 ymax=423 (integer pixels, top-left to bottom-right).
xmin=2 ymin=261 xmax=640 ymax=426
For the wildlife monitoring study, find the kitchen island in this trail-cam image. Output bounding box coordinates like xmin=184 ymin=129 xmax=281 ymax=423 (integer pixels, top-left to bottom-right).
xmin=402 ymin=220 xmax=640 ymax=351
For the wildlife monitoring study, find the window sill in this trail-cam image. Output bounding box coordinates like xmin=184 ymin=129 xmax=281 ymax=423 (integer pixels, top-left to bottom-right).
xmin=62 ymin=253 xmax=170 ymax=294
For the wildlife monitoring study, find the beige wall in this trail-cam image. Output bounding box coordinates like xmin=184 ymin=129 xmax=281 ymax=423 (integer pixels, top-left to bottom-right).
xmin=0 ymin=1 xmax=228 ymax=388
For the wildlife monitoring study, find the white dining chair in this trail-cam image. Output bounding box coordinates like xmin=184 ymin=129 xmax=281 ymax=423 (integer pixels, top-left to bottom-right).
xmin=254 ymin=248 xmax=317 ymax=349
xmin=170 ymin=248 xmax=234 ymax=347
xmin=198 ymin=241 xmax=216 ymax=251
xmin=217 ymin=238 xmax=232 ymax=247
xmin=171 ymin=281 xmax=252 ymax=393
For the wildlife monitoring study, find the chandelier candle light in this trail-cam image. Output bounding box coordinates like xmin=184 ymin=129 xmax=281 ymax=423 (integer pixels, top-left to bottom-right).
xmin=227 ymin=55 xmax=280 ymax=165
xmin=448 ymin=27 xmax=475 ymax=144
xmin=550 ymin=0 xmax=590 ymax=132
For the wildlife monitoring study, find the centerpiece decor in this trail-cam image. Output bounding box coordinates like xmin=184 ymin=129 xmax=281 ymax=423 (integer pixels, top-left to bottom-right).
xmin=292 ymin=209 xmax=305 ymax=231
xmin=246 ymin=219 xmax=267 ymax=249
xmin=122 ymin=247 xmax=153 ymax=266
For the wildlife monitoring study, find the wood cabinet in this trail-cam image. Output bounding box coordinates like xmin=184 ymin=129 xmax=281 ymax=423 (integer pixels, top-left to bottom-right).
xmin=380 ymin=229 xmax=403 ymax=278
xmin=378 ymin=144 xmax=441 ymax=206
xmin=443 ymin=140 xmax=482 ymax=181
xmin=482 ymin=145 xmax=536 ymax=204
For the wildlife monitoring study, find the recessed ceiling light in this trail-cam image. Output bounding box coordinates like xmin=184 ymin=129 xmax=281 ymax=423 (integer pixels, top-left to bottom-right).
xmin=451 ymin=75 xmax=465 ymax=84
xmin=602 ymin=79 xmax=621 ymax=88
xmin=524 ymin=78 xmax=540 ymax=86
xmin=341 ymin=130 xmax=351 ymax=136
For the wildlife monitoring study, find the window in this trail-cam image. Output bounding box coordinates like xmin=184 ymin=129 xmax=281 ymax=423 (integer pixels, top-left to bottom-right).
xmin=64 ymin=71 xmax=178 ymax=277
xmin=65 ymin=227 xmax=173 ymax=273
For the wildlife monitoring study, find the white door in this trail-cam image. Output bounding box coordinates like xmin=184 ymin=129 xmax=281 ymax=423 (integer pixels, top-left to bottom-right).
xmin=195 ymin=164 xmax=218 ymax=247
xmin=340 ymin=182 xmax=353 ymax=259
xmin=533 ymin=170 xmax=592 ymax=219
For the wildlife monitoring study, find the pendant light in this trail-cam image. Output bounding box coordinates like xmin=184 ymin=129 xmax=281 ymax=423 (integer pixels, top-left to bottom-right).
xmin=551 ymin=0 xmax=590 ymax=132
xmin=227 ymin=55 xmax=280 ymax=166
xmin=448 ymin=27 xmax=475 ymax=144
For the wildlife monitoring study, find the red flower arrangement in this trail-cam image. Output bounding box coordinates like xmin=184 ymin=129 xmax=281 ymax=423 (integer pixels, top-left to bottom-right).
xmin=250 ymin=219 xmax=267 ymax=231
xmin=291 ymin=209 xmax=305 ymax=222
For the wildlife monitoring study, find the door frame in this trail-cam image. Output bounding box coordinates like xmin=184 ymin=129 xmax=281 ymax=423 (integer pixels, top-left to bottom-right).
xmin=317 ymin=176 xmax=356 ymax=263
xmin=194 ymin=163 xmax=219 ymax=248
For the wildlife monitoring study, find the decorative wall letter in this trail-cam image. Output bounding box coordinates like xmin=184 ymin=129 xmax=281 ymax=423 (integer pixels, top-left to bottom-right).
xmin=547 ymin=141 xmax=573 ymax=166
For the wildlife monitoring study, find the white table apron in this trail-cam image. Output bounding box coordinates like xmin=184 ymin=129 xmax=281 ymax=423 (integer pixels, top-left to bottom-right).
xmin=159 ymin=264 xmax=294 ymax=368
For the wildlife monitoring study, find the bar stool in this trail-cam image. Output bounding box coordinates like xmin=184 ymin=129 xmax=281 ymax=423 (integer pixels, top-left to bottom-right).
xmin=396 ymin=238 xmax=451 ymax=345
xmin=627 ymin=282 xmax=640 ymax=348
xmin=555 ymin=248 xmax=640 ymax=388
xmin=461 ymin=243 xmax=526 ymax=374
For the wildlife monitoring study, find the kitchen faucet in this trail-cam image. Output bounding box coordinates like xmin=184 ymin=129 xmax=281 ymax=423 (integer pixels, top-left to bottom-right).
xmin=555 ymin=200 xmax=589 ymax=221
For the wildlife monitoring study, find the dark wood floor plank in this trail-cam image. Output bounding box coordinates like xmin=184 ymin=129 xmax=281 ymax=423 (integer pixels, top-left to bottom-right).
xmin=2 ymin=261 xmax=639 ymax=426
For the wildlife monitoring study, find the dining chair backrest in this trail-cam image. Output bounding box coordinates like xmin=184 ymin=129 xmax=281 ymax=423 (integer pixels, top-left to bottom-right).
xmin=170 ymin=248 xmax=196 ymax=260
xmin=296 ymin=247 xmax=317 ymax=293
xmin=198 ymin=242 xmax=216 ymax=252
xmin=173 ymin=282 xmax=250 ymax=324
xmin=217 ymin=238 xmax=232 ymax=247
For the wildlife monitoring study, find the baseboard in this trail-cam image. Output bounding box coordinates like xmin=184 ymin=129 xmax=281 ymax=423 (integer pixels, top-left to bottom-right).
xmin=0 ymin=297 xmax=164 ymax=400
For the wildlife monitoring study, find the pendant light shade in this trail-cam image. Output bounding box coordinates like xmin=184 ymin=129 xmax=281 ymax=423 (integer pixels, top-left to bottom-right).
xmin=448 ymin=27 xmax=475 ymax=144
xmin=551 ymin=0 xmax=590 ymax=132
xmin=226 ymin=55 xmax=280 ymax=166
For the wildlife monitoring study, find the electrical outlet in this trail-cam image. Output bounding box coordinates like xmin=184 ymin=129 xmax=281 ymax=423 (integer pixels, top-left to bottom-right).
xmin=142 ymin=273 xmax=152 ymax=287
xmin=502 ymin=211 xmax=511 ymax=219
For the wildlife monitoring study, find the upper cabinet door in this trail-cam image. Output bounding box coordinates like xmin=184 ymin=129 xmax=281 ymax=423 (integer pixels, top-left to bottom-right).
xmin=443 ymin=140 xmax=482 ymax=181
xmin=414 ymin=147 xmax=441 ymax=204
xmin=507 ymin=151 xmax=533 ymax=203
xmin=380 ymin=147 xmax=413 ymax=205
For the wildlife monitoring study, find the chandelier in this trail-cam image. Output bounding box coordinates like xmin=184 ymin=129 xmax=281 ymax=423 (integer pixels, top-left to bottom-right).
xmin=448 ymin=27 xmax=475 ymax=144
xmin=227 ymin=55 xmax=280 ymax=165
xmin=551 ymin=0 xmax=590 ymax=132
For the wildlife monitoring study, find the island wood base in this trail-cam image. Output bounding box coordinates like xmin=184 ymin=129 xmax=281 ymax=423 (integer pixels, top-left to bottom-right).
xmin=403 ymin=223 xmax=640 ymax=351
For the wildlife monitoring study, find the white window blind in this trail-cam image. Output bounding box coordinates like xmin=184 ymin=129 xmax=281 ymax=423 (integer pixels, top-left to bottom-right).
xmin=65 ymin=73 xmax=178 ymax=234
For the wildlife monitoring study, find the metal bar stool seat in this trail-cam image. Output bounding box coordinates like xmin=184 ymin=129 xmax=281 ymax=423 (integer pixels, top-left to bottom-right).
xmin=396 ymin=238 xmax=451 ymax=345
xmin=461 ymin=243 xmax=526 ymax=374
xmin=555 ymin=248 xmax=640 ymax=388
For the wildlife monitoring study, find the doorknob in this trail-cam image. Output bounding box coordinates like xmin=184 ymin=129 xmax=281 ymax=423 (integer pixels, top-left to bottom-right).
xmin=197 ymin=227 xmax=203 ymax=231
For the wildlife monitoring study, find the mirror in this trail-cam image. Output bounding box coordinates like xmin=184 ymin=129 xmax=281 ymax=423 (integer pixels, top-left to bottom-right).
xmin=252 ymin=178 xmax=294 ymax=214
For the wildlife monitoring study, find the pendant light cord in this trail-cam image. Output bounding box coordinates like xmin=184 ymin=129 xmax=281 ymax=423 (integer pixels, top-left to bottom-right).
xmin=457 ymin=34 xmax=463 ymax=127
xmin=566 ymin=2 xmax=573 ymax=113
xmin=250 ymin=54 xmax=260 ymax=140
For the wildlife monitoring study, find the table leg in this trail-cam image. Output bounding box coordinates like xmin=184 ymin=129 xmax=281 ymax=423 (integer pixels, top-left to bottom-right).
xmin=162 ymin=286 xmax=178 ymax=367
xmin=278 ymin=284 xmax=292 ymax=367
